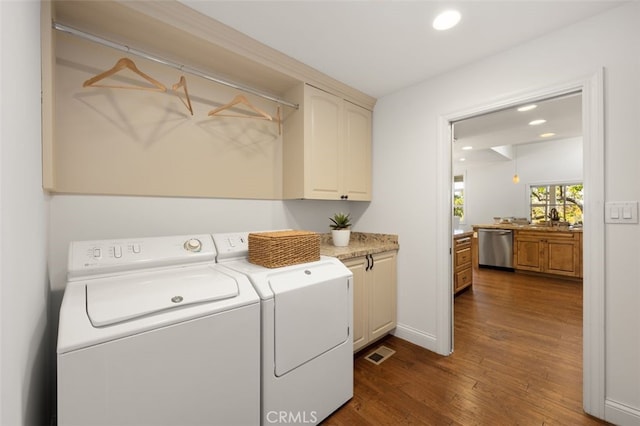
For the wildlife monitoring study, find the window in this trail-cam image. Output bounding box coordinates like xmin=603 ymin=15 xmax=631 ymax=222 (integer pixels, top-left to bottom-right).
xmin=453 ymin=174 xmax=465 ymax=223
xmin=529 ymin=183 xmax=583 ymax=224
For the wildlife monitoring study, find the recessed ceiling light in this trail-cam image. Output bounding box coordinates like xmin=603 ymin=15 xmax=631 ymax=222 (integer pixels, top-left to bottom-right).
xmin=540 ymin=132 xmax=556 ymax=138
xmin=461 ymin=146 xmax=473 ymax=150
xmin=459 ymin=158 xmax=466 ymax=162
xmin=529 ymin=119 xmax=546 ymax=126
xmin=517 ymin=104 xmax=537 ymax=112
xmin=433 ymin=10 xmax=461 ymax=31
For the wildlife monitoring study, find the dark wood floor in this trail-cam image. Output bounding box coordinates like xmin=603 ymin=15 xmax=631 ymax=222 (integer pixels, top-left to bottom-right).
xmin=323 ymin=268 xmax=609 ymax=425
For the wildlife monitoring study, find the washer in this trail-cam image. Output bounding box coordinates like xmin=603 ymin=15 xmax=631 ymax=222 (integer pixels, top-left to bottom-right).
xmin=57 ymin=234 xmax=260 ymax=426
xmin=213 ymin=232 xmax=353 ymax=425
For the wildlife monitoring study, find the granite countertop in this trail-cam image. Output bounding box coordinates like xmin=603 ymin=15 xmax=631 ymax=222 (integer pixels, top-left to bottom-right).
xmin=472 ymin=223 xmax=583 ymax=233
xmin=320 ymin=232 xmax=399 ymax=260
xmin=453 ymin=230 xmax=473 ymax=239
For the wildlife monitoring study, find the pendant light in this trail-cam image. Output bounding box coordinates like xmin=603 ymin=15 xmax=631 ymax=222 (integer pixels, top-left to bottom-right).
xmin=512 ymin=146 xmax=520 ymax=184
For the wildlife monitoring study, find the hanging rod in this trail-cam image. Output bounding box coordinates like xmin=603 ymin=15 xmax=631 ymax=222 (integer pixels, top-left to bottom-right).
xmin=52 ymin=22 xmax=299 ymax=109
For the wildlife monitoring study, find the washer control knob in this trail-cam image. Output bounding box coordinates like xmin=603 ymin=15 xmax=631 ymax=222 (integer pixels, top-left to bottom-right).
xmin=184 ymin=238 xmax=202 ymax=252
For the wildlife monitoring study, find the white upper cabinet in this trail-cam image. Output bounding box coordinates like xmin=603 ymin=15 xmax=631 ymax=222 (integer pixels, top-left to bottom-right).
xmin=343 ymin=101 xmax=372 ymax=201
xmin=283 ymin=84 xmax=372 ymax=201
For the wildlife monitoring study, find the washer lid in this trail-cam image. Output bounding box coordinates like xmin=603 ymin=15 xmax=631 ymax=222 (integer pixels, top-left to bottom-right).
xmin=86 ymin=265 xmax=239 ymax=327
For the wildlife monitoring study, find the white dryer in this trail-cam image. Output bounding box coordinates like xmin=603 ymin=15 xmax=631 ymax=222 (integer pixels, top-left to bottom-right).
xmin=213 ymin=232 xmax=353 ymax=425
xmin=57 ymin=234 xmax=260 ymax=426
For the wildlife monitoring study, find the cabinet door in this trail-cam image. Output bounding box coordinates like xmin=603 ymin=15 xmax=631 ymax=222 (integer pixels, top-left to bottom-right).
xmin=454 ymin=268 xmax=473 ymax=293
xmin=344 ymin=258 xmax=368 ymax=352
xmin=304 ymin=86 xmax=342 ymax=199
xmin=545 ymin=238 xmax=581 ymax=277
xmin=342 ymin=101 xmax=372 ymax=201
xmin=369 ymin=252 xmax=397 ymax=342
xmin=514 ymin=236 xmax=543 ymax=272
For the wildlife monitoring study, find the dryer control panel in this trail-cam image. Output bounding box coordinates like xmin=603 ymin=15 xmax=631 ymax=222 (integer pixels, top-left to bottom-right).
xmin=212 ymin=232 xmax=250 ymax=262
xmin=213 ymin=230 xmax=292 ymax=262
xmin=67 ymin=234 xmax=216 ymax=280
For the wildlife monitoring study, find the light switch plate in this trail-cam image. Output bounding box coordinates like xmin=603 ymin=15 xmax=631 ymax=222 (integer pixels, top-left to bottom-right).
xmin=605 ymin=201 xmax=639 ymax=224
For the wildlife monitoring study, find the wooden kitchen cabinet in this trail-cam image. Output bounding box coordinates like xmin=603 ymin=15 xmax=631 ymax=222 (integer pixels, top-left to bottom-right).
xmin=514 ymin=230 xmax=582 ymax=278
xmin=283 ymin=84 xmax=372 ymax=201
xmin=453 ymin=234 xmax=473 ymax=294
xmin=343 ymin=251 xmax=397 ymax=352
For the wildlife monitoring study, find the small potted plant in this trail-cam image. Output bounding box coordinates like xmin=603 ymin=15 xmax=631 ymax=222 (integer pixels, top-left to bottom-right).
xmin=330 ymin=212 xmax=352 ymax=247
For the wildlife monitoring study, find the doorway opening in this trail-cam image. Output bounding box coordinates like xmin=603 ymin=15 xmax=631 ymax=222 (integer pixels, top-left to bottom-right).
xmin=436 ymin=72 xmax=605 ymax=418
xmin=452 ymin=91 xmax=583 ymax=233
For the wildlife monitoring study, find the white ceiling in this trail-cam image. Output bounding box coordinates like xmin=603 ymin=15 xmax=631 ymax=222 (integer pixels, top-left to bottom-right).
xmin=180 ymin=0 xmax=623 ymax=98
xmin=453 ymin=92 xmax=583 ymax=165
xmin=179 ymin=1 xmax=616 ymax=161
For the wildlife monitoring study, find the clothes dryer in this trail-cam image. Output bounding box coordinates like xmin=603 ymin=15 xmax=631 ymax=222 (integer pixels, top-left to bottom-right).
xmin=213 ymin=232 xmax=353 ymax=425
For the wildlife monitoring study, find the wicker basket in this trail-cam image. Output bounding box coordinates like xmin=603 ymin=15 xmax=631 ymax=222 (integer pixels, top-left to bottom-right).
xmin=248 ymin=230 xmax=320 ymax=268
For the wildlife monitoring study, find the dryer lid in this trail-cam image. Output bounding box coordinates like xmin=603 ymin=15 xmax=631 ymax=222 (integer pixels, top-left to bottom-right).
xmin=85 ymin=265 xmax=239 ymax=327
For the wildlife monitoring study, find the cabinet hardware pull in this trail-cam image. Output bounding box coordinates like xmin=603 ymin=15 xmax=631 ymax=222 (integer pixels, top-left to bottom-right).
xmin=365 ymin=255 xmax=371 ymax=271
xmin=370 ymin=255 xmax=375 ymax=270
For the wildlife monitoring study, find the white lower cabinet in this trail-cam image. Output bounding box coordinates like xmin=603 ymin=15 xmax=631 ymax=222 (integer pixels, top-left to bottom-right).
xmin=343 ymin=251 xmax=397 ymax=352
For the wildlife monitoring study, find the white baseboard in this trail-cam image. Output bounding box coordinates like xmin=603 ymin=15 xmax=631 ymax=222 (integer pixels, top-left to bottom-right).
xmin=605 ymin=399 xmax=640 ymax=426
xmin=392 ymin=323 xmax=442 ymax=354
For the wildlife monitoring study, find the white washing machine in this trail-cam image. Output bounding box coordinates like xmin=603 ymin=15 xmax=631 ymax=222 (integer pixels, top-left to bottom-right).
xmin=212 ymin=232 xmax=353 ymax=425
xmin=57 ymin=234 xmax=260 ymax=426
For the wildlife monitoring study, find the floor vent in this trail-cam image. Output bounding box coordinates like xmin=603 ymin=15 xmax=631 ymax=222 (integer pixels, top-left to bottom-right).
xmin=365 ymin=345 xmax=396 ymax=365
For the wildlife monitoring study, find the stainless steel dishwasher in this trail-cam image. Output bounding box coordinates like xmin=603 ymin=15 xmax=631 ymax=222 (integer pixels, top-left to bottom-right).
xmin=478 ymin=228 xmax=513 ymax=269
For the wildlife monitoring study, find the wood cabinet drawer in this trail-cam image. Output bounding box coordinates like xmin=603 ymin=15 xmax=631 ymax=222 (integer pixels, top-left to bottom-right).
xmin=455 ymin=247 xmax=471 ymax=269
xmin=454 ymin=236 xmax=471 ymax=249
xmin=515 ymin=230 xmax=579 ymax=241
xmin=453 ymin=234 xmax=473 ymax=294
xmin=455 ymin=267 xmax=472 ymax=292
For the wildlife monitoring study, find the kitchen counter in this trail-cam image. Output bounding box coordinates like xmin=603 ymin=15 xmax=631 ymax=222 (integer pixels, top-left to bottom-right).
xmin=473 ymin=223 xmax=583 ymax=233
xmin=453 ymin=230 xmax=473 ymax=238
xmin=320 ymin=232 xmax=399 ymax=260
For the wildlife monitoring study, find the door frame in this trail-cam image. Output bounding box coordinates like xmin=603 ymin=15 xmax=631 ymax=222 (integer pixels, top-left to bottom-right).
xmin=435 ymin=70 xmax=605 ymax=418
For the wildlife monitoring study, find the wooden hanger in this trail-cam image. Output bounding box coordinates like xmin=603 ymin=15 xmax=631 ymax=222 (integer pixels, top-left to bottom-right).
xmin=208 ymin=94 xmax=274 ymax=120
xmin=208 ymin=94 xmax=281 ymax=134
xmin=172 ymin=75 xmax=193 ymax=115
xmin=83 ymin=57 xmax=167 ymax=92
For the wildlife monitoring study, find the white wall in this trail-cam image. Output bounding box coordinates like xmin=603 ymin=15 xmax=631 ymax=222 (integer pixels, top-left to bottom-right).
xmin=456 ymin=137 xmax=583 ymax=227
xmin=359 ymin=2 xmax=639 ymax=423
xmin=0 ymin=1 xmax=50 ymax=425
